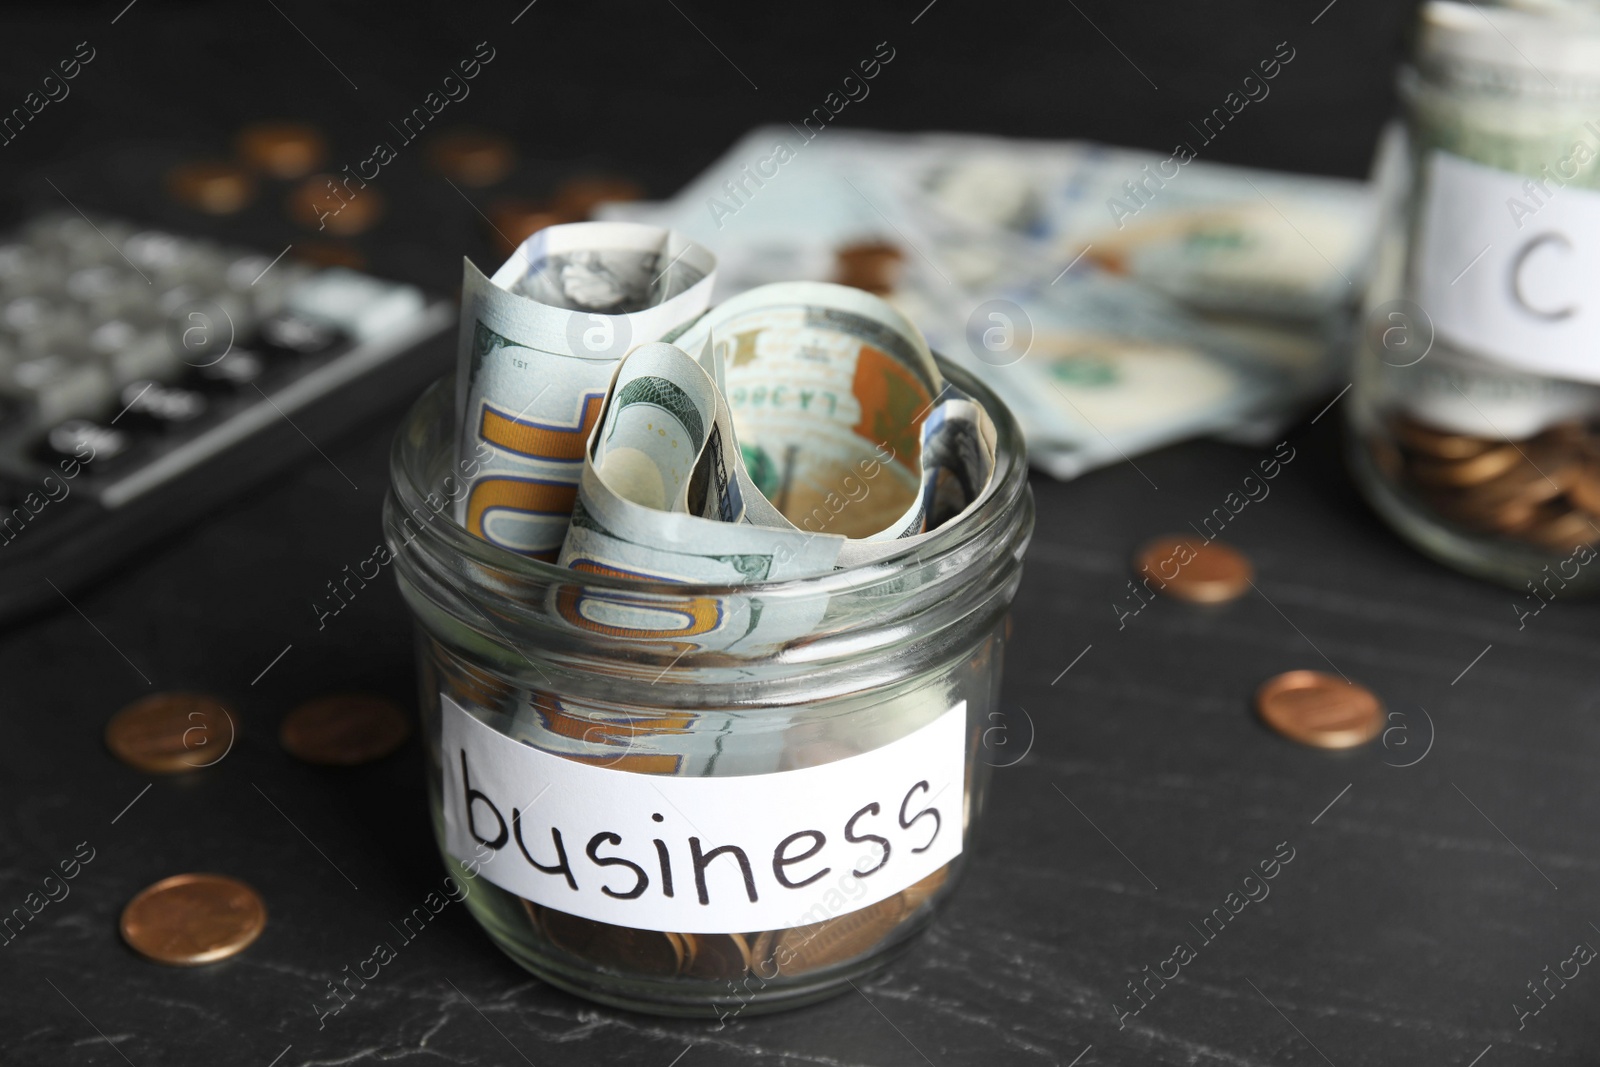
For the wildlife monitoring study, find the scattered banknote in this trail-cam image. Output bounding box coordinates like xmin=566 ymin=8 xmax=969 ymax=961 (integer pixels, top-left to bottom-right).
xmin=600 ymin=126 xmax=1380 ymax=477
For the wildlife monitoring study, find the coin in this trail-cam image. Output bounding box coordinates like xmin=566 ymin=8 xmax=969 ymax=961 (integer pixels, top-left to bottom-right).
xmin=1567 ymin=460 xmax=1600 ymax=517
xmin=1393 ymin=417 xmax=1490 ymax=460
xmin=679 ymin=932 xmax=753 ymax=980
xmin=1408 ymin=443 xmax=1521 ymax=488
xmin=428 ymin=130 xmax=515 ymax=187
xmin=1134 ymin=535 xmax=1253 ymax=603
xmin=280 ymin=694 xmax=411 ymax=766
xmin=554 ymin=176 xmax=645 ymax=220
xmin=1255 ymin=670 xmax=1382 ymax=749
xmin=834 ymin=240 xmax=905 ymax=296
xmin=292 ymin=242 xmax=366 ymax=270
xmin=1521 ymin=505 xmax=1600 ymax=551
xmin=166 ymin=162 xmax=256 ymax=215
xmin=287 ymin=175 xmax=384 ymax=236
xmin=486 ymin=198 xmax=571 ymax=256
xmin=237 ymin=121 xmax=327 ymax=179
xmin=538 ymin=907 xmax=685 ymax=976
xmin=900 ymin=864 xmax=951 ymax=911
xmin=120 ymin=873 xmax=266 ymax=965
xmin=765 ymin=894 xmax=908 ymax=976
xmin=106 ymin=692 xmax=237 ymax=774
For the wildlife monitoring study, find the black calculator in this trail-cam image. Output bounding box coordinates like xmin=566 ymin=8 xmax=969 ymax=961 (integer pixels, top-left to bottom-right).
xmin=0 ymin=212 xmax=454 ymax=623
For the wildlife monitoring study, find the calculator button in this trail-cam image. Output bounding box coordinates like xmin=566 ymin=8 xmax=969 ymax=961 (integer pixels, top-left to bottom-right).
xmin=255 ymin=311 xmax=339 ymax=356
xmin=285 ymin=268 xmax=423 ymax=341
xmin=115 ymin=379 xmax=207 ymax=431
xmin=1 ymin=354 xmax=113 ymax=424
xmin=90 ymin=322 xmax=185 ymax=386
xmin=190 ymin=348 xmax=265 ymax=390
xmin=43 ymin=418 xmax=131 ymax=465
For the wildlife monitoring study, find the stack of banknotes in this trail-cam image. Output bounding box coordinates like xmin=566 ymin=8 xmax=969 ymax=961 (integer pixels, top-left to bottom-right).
xmin=600 ymin=128 xmax=1380 ymax=478
xmin=452 ymin=220 xmax=997 ymax=595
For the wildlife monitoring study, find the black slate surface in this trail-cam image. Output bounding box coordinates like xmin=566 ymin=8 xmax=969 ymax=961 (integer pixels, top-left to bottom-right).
xmin=6 ymin=1 xmax=1599 ymax=1064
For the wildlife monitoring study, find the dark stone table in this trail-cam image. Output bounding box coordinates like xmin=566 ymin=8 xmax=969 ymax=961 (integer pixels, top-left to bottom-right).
xmin=7 ymin=1 xmax=1597 ymax=1064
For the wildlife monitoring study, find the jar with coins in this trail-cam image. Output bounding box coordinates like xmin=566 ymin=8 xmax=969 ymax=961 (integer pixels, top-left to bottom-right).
xmin=1348 ymin=1 xmax=1600 ymax=593
xmin=384 ymin=362 xmax=1032 ymax=1016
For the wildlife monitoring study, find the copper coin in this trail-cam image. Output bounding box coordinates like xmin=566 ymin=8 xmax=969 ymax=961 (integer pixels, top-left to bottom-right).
xmin=486 ymin=197 xmax=572 ymax=255
xmin=121 ymin=873 xmax=266 ymax=965
xmin=1467 ymin=456 xmax=1574 ymax=511
xmin=280 ymin=694 xmax=411 ymax=766
xmin=237 ymin=121 xmax=327 ymax=179
xmin=1567 ymin=460 xmax=1600 ymax=517
xmin=287 ymin=175 xmax=384 ymax=236
xmin=900 ymin=864 xmax=951 ymax=912
xmin=291 ymin=242 xmax=367 ymax=270
xmin=553 ymin=175 xmax=645 ymax=220
xmin=679 ymin=932 xmax=753 ymax=980
xmin=166 ymin=162 xmax=256 ymax=215
xmin=106 ymin=692 xmax=237 ymax=774
xmin=1393 ymin=417 xmax=1490 ymax=460
xmin=1255 ymin=670 xmax=1382 ymax=749
xmin=834 ymin=240 xmax=905 ymax=295
xmin=1408 ymin=444 xmax=1521 ymax=488
xmin=1134 ymin=535 xmax=1253 ymax=604
xmin=766 ymin=894 xmax=908 ymax=977
xmin=1520 ymin=506 xmax=1600 ymax=552
xmin=428 ymin=130 xmax=515 ymax=187
xmin=538 ymin=908 xmax=684 ymax=977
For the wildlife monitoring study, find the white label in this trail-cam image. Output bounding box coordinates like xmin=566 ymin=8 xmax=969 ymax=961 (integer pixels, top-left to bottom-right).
xmin=1415 ymin=150 xmax=1600 ymax=384
xmin=441 ymin=693 xmax=965 ymax=933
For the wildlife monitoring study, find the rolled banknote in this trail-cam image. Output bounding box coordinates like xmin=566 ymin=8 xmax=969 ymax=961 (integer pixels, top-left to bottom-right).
xmin=454 ymin=222 xmax=716 ymax=559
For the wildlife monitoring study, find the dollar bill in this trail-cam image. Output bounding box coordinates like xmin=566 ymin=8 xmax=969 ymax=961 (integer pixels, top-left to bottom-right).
xmin=453 ymin=222 xmax=717 ymax=559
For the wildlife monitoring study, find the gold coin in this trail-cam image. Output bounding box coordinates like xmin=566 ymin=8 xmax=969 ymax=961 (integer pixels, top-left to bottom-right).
xmin=1393 ymin=417 xmax=1490 ymax=460
xmin=166 ymin=161 xmax=256 ymax=215
xmin=538 ymin=908 xmax=685 ymax=977
xmin=280 ymin=694 xmax=411 ymax=766
xmin=679 ymin=932 xmax=753 ymax=980
xmin=1134 ymin=535 xmax=1253 ymax=603
xmin=765 ymin=894 xmax=908 ymax=977
xmin=834 ymin=240 xmax=905 ymax=296
xmin=287 ymin=174 xmax=384 ymax=236
xmin=553 ymin=175 xmax=645 ymax=220
xmin=1408 ymin=444 xmax=1521 ymax=488
xmin=237 ymin=121 xmax=327 ymax=179
xmin=106 ymin=692 xmax=236 ymax=774
xmin=486 ymin=198 xmax=572 ymax=256
xmin=120 ymin=873 xmax=266 ymax=965
xmin=1255 ymin=670 xmax=1382 ymax=749
xmin=428 ymin=130 xmax=515 ymax=187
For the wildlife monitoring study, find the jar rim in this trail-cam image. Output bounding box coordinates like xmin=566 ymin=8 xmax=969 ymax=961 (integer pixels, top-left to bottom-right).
xmin=386 ymin=355 xmax=1031 ymax=601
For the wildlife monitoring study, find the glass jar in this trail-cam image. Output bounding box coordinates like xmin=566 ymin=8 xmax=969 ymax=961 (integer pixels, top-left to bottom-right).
xmin=1348 ymin=0 xmax=1600 ymax=594
xmin=384 ymin=357 xmax=1033 ymax=1017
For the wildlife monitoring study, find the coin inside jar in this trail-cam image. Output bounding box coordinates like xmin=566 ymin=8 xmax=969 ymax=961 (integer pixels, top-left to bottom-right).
xmin=678 ymin=932 xmax=754 ymax=980
xmin=1409 ymin=443 xmax=1522 ymax=488
xmin=121 ymin=873 xmax=266 ymax=965
xmin=538 ymin=907 xmax=685 ymax=977
xmin=1255 ymin=670 xmax=1382 ymax=749
xmin=237 ymin=121 xmax=327 ymax=179
xmin=280 ymin=694 xmax=411 ymax=766
xmin=761 ymin=894 xmax=909 ymax=977
xmin=1134 ymin=535 xmax=1253 ymax=603
xmin=166 ymin=162 xmax=256 ymax=215
xmin=1393 ymin=416 xmax=1491 ymax=460
xmin=106 ymin=692 xmax=237 ymax=773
